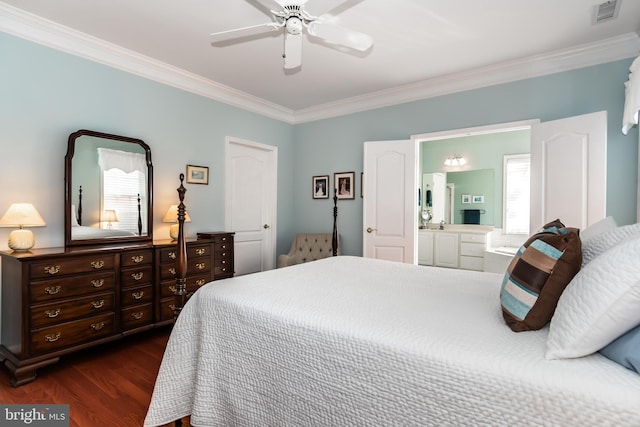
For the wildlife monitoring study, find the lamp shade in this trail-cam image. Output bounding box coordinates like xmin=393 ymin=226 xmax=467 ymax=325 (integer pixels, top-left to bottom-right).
xmin=163 ymin=205 xmax=191 ymax=240
xmin=162 ymin=205 xmax=192 ymax=223
xmin=0 ymin=203 xmax=46 ymax=228
xmin=0 ymin=203 xmax=46 ymax=251
xmin=102 ymin=210 xmax=119 ymax=223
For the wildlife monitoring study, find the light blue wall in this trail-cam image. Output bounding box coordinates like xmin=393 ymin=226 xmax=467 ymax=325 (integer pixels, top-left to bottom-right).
xmin=1 ymin=33 xmax=638 ymax=259
xmin=293 ymin=59 xmax=639 ymax=256
xmin=0 ymin=33 xmax=296 ymax=254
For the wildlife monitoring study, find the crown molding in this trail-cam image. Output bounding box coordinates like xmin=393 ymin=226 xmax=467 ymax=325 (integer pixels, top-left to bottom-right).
xmin=0 ymin=2 xmax=294 ymax=123
xmin=2 ymin=2 xmax=639 ymax=125
xmin=293 ymin=32 xmax=640 ymax=124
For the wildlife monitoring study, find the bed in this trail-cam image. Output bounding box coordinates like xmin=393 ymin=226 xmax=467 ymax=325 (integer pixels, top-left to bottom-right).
xmin=145 ymin=177 xmax=640 ymax=427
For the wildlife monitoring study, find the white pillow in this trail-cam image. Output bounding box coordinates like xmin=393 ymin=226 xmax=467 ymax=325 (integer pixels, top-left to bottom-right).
xmin=546 ymin=233 xmax=640 ymax=359
xmin=581 ymin=222 xmax=640 ymax=266
xmin=580 ymin=216 xmax=617 ymax=244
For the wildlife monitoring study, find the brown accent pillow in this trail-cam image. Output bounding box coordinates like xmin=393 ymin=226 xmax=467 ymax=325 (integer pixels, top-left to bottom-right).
xmin=500 ymin=219 xmax=582 ymax=332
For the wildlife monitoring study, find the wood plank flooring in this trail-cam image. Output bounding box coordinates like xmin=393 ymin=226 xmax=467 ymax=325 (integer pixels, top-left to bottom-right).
xmin=0 ymin=326 xmax=190 ymax=427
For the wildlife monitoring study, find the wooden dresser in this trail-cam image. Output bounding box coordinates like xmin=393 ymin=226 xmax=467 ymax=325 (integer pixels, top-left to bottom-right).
xmin=0 ymin=233 xmax=234 ymax=386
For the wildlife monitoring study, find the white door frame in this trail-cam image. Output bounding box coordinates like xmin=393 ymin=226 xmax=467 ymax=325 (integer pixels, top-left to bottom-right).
xmin=225 ymin=136 xmax=278 ymax=272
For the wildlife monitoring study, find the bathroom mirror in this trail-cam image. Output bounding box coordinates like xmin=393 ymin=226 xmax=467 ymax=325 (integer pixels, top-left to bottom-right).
xmin=422 ymin=169 xmax=495 ymax=225
xmin=65 ymin=129 xmax=153 ymax=247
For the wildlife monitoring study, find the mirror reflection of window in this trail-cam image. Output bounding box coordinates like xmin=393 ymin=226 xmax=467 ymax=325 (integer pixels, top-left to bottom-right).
xmin=98 ymin=148 xmax=148 ymax=235
xmin=503 ymin=154 xmax=531 ymax=235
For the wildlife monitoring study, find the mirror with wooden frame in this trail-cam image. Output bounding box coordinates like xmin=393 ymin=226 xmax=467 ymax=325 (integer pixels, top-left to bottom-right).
xmin=64 ymin=129 xmax=153 ymax=247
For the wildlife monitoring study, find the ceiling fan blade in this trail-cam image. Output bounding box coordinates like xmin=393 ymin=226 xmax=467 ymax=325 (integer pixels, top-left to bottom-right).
xmin=210 ymin=23 xmax=281 ymax=44
xmin=303 ymin=0 xmax=349 ymax=17
xmin=307 ymin=21 xmax=373 ymax=51
xmin=283 ymin=32 xmax=302 ymax=69
xmin=251 ymin=0 xmax=286 ymax=13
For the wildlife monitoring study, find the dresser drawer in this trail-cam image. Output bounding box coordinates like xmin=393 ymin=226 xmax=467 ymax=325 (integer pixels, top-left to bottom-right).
xmin=160 ymin=274 xmax=211 ymax=298
xmin=213 ymin=240 xmax=233 ymax=253
xmin=120 ymin=265 xmax=153 ymax=287
xmin=158 ymin=244 xmax=211 ymax=264
xmin=29 ymin=254 xmax=116 ymax=279
xmin=460 ymin=242 xmax=485 ymax=257
xmin=121 ymin=304 xmax=153 ymax=330
xmin=214 ymin=257 xmax=232 ymax=277
xmin=159 ymin=297 xmax=179 ymax=322
xmin=30 ymin=313 xmax=115 ymax=355
xmin=30 ymin=272 xmax=115 ymax=303
xmin=460 ymin=233 xmax=487 ymax=244
xmin=121 ymin=284 xmax=153 ymax=306
xmin=30 ymin=293 xmax=114 ymax=329
xmin=160 ymin=259 xmax=210 ymax=280
xmin=121 ymin=249 xmax=153 ymax=267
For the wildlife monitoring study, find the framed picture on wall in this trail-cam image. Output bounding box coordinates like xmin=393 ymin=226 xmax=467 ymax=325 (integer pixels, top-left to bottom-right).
xmin=472 ymin=195 xmax=485 ymax=203
xmin=312 ymin=175 xmax=329 ymax=199
xmin=186 ymin=164 xmax=209 ymax=185
xmin=462 ymin=194 xmax=471 ymax=204
xmin=334 ymin=171 xmax=355 ymax=200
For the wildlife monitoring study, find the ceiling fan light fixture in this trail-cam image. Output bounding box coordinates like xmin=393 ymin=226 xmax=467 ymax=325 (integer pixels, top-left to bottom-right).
xmin=208 ymin=0 xmax=373 ymax=69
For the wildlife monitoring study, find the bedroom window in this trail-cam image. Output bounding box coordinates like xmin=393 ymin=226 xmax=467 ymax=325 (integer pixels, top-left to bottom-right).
xmin=98 ymin=148 xmax=147 ymax=233
xmin=503 ymin=154 xmax=530 ymax=235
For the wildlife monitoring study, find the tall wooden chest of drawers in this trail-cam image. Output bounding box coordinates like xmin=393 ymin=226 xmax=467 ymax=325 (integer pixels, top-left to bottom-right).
xmin=197 ymin=231 xmax=235 ymax=280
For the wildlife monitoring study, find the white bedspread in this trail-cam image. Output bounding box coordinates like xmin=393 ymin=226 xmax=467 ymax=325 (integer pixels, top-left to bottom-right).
xmin=145 ymin=256 xmax=640 ymax=427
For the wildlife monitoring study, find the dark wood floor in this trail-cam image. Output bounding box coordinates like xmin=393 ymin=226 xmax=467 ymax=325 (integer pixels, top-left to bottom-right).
xmin=0 ymin=326 xmax=190 ymax=427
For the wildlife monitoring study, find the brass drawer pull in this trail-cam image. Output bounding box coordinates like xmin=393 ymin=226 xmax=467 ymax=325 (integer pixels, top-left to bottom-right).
xmin=196 ymin=279 xmax=206 ymax=286
xmin=131 ymin=312 xmax=144 ymax=320
xmin=91 ymin=322 xmax=105 ymax=331
xmin=44 ymin=265 xmax=61 ymax=275
xmin=168 ymin=252 xmax=176 ymax=260
xmin=221 ymin=260 xmax=226 ymax=264
xmin=91 ymin=300 xmax=105 ymax=309
xmin=168 ymin=304 xmax=176 ymax=311
xmin=45 ymin=285 xmax=61 ymax=295
xmin=131 ymin=255 xmax=145 ymax=263
xmin=169 ymin=267 xmax=176 ymax=276
xmin=45 ymin=333 xmax=61 ymax=342
xmin=195 ymin=263 xmax=205 ymax=270
xmin=132 ymin=291 xmax=144 ymax=300
xmin=169 ymin=285 xmax=177 ymax=293
xmin=221 ymin=267 xmax=227 ymax=272
xmin=91 ymin=261 xmax=105 ymax=269
xmin=195 ymin=248 xmax=206 ymax=256
xmin=44 ymin=308 xmax=61 ymax=318
xmin=131 ymin=272 xmax=144 ymax=281
xmin=221 ymin=245 xmax=227 ymax=250
xmin=221 ymin=252 xmax=226 ymax=257
xmin=91 ymin=279 xmax=104 ymax=288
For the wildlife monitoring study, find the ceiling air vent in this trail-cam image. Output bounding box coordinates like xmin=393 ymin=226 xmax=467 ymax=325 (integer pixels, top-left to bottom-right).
xmin=593 ymin=0 xmax=621 ymax=24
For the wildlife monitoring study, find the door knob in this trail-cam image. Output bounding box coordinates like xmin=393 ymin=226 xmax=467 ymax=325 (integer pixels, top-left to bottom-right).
xmin=366 ymin=227 xmax=377 ymax=233
xmin=263 ymin=224 xmax=270 ymax=229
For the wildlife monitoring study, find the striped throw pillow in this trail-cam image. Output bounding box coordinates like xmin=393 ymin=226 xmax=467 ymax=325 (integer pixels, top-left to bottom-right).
xmin=500 ymin=219 xmax=582 ymax=332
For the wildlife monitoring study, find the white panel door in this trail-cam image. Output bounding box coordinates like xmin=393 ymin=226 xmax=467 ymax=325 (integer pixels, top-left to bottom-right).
xmin=530 ymin=111 xmax=607 ymax=231
xmin=225 ymin=137 xmax=277 ymax=275
xmin=363 ymin=139 xmax=418 ymax=263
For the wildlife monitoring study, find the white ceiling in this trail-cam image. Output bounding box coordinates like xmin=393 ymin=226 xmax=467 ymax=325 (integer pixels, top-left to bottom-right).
xmin=2 ymin=0 xmax=640 ymax=122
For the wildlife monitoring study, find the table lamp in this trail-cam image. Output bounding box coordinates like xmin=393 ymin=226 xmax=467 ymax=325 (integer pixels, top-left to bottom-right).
xmin=162 ymin=204 xmax=191 ymax=240
xmin=0 ymin=203 xmax=46 ymax=251
xmin=102 ymin=209 xmax=119 ymax=229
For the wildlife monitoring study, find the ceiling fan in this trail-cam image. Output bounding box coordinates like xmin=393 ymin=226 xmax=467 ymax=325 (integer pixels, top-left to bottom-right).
xmin=209 ymin=0 xmax=373 ymax=69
